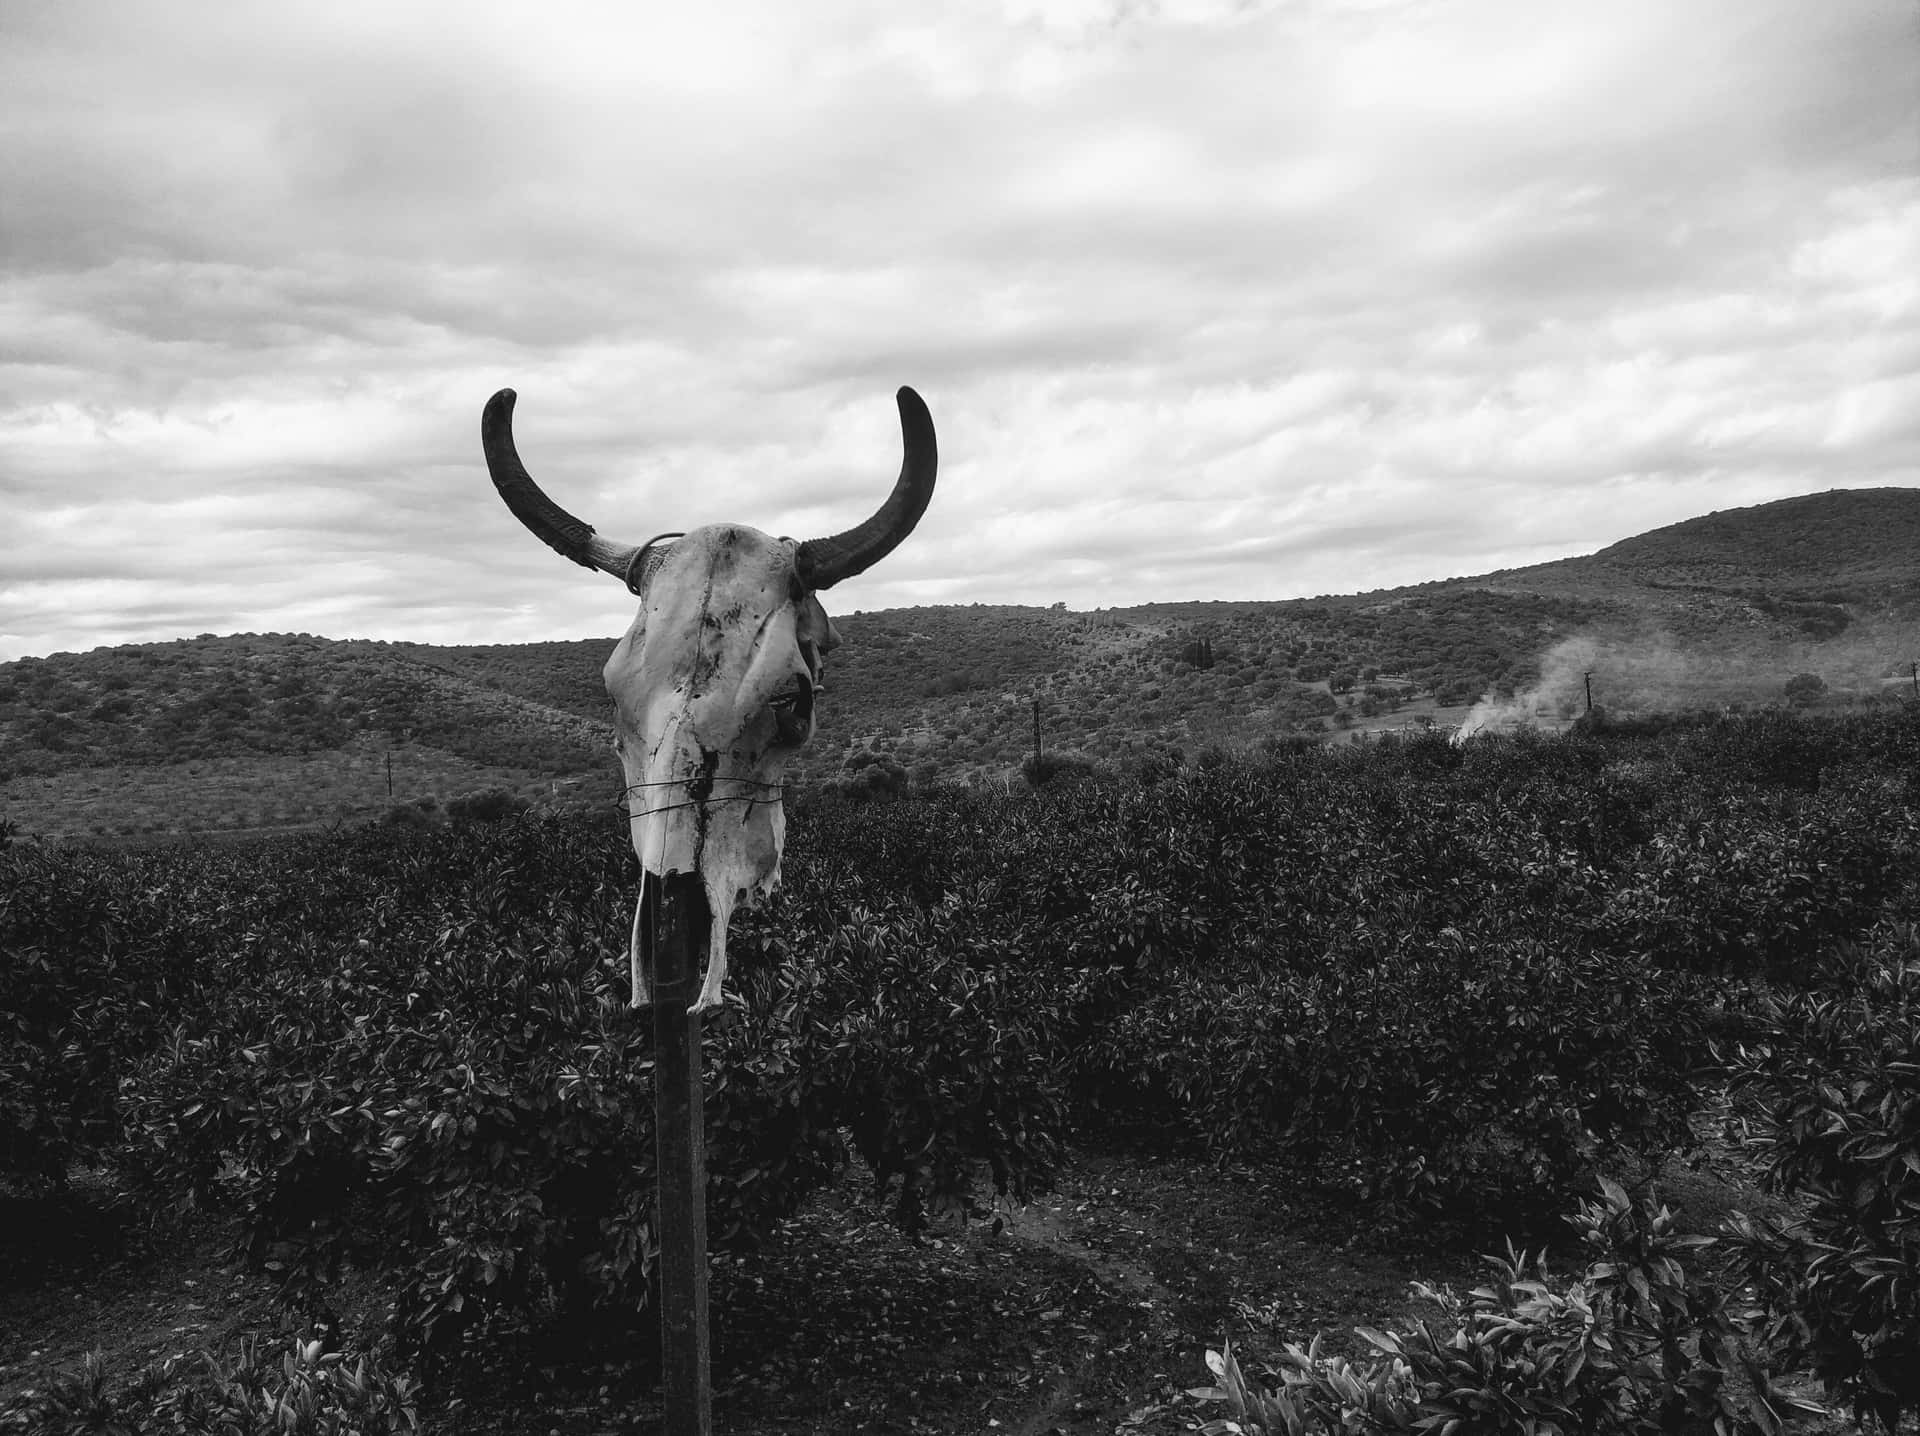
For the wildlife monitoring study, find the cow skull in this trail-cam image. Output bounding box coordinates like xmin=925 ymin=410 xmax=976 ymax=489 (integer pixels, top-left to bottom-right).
xmin=482 ymin=387 xmax=937 ymax=1013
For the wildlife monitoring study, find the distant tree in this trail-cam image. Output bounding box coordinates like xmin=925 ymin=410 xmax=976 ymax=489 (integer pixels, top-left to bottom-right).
xmin=842 ymin=758 xmax=909 ymax=801
xmin=1783 ymin=673 xmax=1827 ymax=706
xmin=1180 ymin=636 xmax=1216 ymax=669
xmin=1021 ymin=749 xmax=1096 ymax=789
xmin=446 ymin=787 xmax=528 ymax=823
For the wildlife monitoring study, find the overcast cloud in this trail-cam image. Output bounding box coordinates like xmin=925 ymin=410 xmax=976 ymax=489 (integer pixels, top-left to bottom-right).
xmin=2 ymin=0 xmax=1916 ymax=659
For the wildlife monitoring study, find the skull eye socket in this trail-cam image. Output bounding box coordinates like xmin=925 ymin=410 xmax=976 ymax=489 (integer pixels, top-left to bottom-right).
xmin=770 ymin=675 xmax=815 ymax=745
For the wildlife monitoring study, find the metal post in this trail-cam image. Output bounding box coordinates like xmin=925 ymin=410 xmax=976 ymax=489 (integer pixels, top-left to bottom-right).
xmin=651 ymin=871 xmax=712 ymax=1436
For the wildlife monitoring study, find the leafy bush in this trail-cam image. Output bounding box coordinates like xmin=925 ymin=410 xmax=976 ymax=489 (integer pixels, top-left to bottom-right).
xmin=379 ymin=796 xmax=442 ymax=828
xmin=116 ymin=819 xmax=1066 ymax=1365
xmin=10 ymin=707 xmax=1919 ymax=1385
xmin=1783 ymin=673 xmax=1827 ymax=706
xmin=1599 ymin=789 xmax=1909 ymax=977
xmin=1192 ymin=1179 xmax=1816 ymax=1435
xmin=443 ymin=787 xmax=530 ymax=823
xmin=0 ymin=838 xmax=204 ymax=1187
xmin=0 ymin=1339 xmax=419 ymax=1435
xmin=1084 ymin=931 xmax=1707 ymax=1223
xmin=1020 ymin=749 xmax=1098 ymax=788
xmin=1722 ymin=927 xmax=1920 ymax=1433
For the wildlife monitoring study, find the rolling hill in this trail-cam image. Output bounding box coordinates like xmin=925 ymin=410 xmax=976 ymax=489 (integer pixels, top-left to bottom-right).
xmin=4 ymin=486 xmax=1916 ymax=839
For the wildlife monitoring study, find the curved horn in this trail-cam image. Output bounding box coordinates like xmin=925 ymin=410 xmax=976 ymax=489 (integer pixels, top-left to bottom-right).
xmin=794 ymin=387 xmax=937 ymax=592
xmin=482 ymin=389 xmax=647 ymax=585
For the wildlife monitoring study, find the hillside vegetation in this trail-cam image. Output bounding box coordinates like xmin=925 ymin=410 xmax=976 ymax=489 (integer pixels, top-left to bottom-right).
xmin=3 ymin=487 xmax=1917 ymax=838
xmin=6 ymin=706 xmax=1920 ymax=1432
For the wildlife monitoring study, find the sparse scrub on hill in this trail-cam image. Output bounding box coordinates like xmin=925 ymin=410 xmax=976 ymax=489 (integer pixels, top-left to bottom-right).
xmin=10 ymin=486 xmax=1919 ymax=805
xmin=0 ymin=635 xmax=613 ymax=790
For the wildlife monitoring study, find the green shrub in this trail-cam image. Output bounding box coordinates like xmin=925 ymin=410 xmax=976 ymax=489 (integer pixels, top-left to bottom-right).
xmin=1085 ymin=932 xmax=1707 ymax=1224
xmin=1783 ymin=673 xmax=1827 ymax=707
xmin=1722 ymin=927 xmax=1920 ymax=1433
xmin=1192 ymin=1179 xmax=1816 ymax=1435
xmin=0 ymin=1339 xmax=419 ymax=1434
xmin=1020 ymin=749 xmax=1098 ymax=788
xmin=1600 ymin=789 xmax=1908 ymax=977
xmin=117 ymin=818 xmax=1065 ymax=1366
xmin=11 ymin=707 xmax=1919 ymax=1389
xmin=443 ymin=787 xmax=528 ymax=823
xmin=0 ymin=839 xmax=205 ymax=1187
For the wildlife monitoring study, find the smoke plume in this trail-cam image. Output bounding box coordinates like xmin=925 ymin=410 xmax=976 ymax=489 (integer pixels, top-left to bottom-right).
xmin=1455 ymin=623 xmax=1917 ymax=743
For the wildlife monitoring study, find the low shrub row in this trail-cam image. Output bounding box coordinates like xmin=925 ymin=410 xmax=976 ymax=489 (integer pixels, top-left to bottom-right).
xmin=3 ymin=707 xmax=1916 ymax=1373
xmin=0 ymin=1338 xmax=419 ymax=1435
xmin=1200 ymin=919 xmax=1920 ymax=1435
xmin=1195 ymin=1179 xmax=1823 ymax=1435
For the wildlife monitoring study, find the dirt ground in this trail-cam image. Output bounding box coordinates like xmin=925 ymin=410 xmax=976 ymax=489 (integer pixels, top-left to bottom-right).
xmin=0 ymin=1144 xmax=1854 ymax=1435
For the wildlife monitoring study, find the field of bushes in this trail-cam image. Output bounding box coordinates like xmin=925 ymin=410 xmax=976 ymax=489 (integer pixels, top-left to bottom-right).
xmin=4 ymin=706 xmax=1920 ymax=1433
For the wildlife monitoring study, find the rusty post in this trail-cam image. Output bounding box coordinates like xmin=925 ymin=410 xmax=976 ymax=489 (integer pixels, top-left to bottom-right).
xmin=650 ymin=870 xmax=711 ymax=1436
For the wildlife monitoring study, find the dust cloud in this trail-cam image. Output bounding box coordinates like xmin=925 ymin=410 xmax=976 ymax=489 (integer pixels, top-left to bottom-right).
xmin=1456 ymin=627 xmax=1918 ymax=741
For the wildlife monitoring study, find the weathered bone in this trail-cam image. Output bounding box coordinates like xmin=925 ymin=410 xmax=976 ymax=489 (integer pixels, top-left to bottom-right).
xmin=482 ymin=387 xmax=934 ymax=1012
xmin=606 ymin=525 xmax=824 ymax=1012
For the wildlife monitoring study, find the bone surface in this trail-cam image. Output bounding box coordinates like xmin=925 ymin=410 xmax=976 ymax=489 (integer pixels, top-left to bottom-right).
xmin=609 ymin=525 xmax=813 ymax=1012
xmin=481 ymin=386 xmax=936 ymax=1014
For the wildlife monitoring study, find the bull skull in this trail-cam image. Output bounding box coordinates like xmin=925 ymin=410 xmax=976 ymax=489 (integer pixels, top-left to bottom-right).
xmin=482 ymin=387 xmax=937 ymax=1013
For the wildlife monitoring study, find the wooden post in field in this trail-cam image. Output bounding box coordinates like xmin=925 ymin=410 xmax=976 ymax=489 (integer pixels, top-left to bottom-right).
xmin=1032 ymin=697 xmax=1043 ymax=764
xmin=650 ymin=870 xmax=712 ymax=1436
xmin=1583 ymin=671 xmax=1593 ymax=714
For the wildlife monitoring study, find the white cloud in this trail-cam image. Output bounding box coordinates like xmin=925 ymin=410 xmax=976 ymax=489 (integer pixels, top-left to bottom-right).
xmin=1 ymin=0 xmax=1917 ymax=658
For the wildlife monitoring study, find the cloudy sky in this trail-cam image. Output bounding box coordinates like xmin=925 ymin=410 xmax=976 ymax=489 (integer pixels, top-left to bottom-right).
xmin=2 ymin=0 xmax=1916 ymax=660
